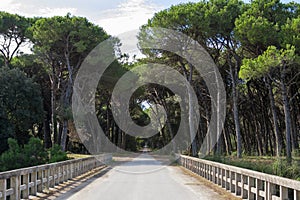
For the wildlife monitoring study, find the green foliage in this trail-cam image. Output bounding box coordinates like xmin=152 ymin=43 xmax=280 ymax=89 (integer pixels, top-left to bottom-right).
xmin=234 ymin=0 xmax=299 ymax=54
xmin=235 ymin=15 xmax=279 ymax=49
xmin=125 ymin=136 xmax=138 ymax=152
xmin=281 ymin=17 xmax=300 ymax=50
xmin=48 ymin=144 xmax=68 ymax=163
xmin=272 ymin=159 xmax=300 ymax=180
xmin=239 ymin=45 xmax=298 ymax=80
xmin=0 ymin=67 xmax=43 ymax=150
xmin=0 ymin=138 xmax=24 ymax=171
xmin=0 ymin=138 xmax=68 ymax=172
xmin=205 ymin=155 xmax=300 ymax=180
xmin=0 ymin=12 xmax=30 ymax=66
xmin=29 ymin=14 xmax=110 ymax=66
xmin=23 ymin=137 xmax=48 ymax=166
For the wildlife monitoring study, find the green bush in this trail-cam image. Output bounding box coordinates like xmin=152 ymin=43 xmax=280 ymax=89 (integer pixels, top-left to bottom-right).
xmin=0 ymin=138 xmax=24 ymax=171
xmin=0 ymin=137 xmax=68 ymax=172
xmin=49 ymin=144 xmax=68 ymax=163
xmin=23 ymin=137 xmax=48 ymax=166
xmin=272 ymin=159 xmax=300 ymax=180
xmin=204 ymin=155 xmax=300 ymax=180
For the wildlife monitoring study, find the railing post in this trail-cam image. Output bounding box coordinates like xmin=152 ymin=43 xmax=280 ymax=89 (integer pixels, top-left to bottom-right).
xmin=10 ymin=176 xmax=20 ymax=200
xmin=212 ymin=166 xmax=215 ymax=184
xmin=22 ymin=174 xmax=30 ymax=199
xmin=236 ymin=173 xmax=241 ymax=196
xmin=216 ymin=167 xmax=220 ymax=185
xmin=248 ymin=177 xmax=255 ymax=200
xmin=45 ymin=169 xmax=50 ymax=191
xmin=230 ymin=171 xmax=234 ymax=193
xmin=69 ymin=164 xmax=73 ymax=179
xmin=70 ymin=164 xmax=73 ymax=179
xmin=267 ymin=182 xmax=276 ymax=200
xmin=0 ymin=179 xmax=6 ymax=200
xmin=48 ymin=168 xmax=54 ymax=188
xmin=280 ymin=185 xmax=288 ymax=200
xmin=30 ymin=171 xmax=37 ymax=196
xmin=294 ymin=190 xmax=300 ymax=200
xmin=37 ymin=170 xmax=43 ymax=192
xmin=62 ymin=165 xmax=66 ymax=182
xmin=65 ymin=164 xmax=70 ymax=180
xmin=57 ymin=166 xmax=62 ymax=184
xmin=225 ymin=170 xmax=228 ymax=190
xmin=221 ymin=168 xmax=224 ymax=188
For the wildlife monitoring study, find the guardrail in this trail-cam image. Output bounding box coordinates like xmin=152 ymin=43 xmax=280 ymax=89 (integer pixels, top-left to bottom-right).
xmin=0 ymin=154 xmax=111 ymax=200
xmin=178 ymin=155 xmax=300 ymax=200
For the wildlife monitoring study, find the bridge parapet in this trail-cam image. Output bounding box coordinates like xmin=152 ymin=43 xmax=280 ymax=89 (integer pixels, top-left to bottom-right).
xmin=0 ymin=154 xmax=111 ymax=200
xmin=178 ymin=155 xmax=300 ymax=200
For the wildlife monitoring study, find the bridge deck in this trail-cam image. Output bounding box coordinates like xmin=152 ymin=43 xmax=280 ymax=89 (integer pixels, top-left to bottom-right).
xmin=55 ymin=154 xmax=230 ymax=200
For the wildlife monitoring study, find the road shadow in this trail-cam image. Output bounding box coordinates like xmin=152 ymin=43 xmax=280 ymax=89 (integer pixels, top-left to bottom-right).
xmin=31 ymin=166 xmax=112 ymax=200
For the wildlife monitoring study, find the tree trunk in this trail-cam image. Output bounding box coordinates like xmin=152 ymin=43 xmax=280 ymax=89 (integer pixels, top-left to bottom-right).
xmin=230 ymin=62 xmax=242 ymax=158
xmin=60 ymin=120 xmax=68 ymax=151
xmin=266 ymin=76 xmax=282 ymax=156
xmin=188 ymin=64 xmax=197 ymax=157
xmin=291 ymin=101 xmax=299 ymax=152
xmin=280 ymin=65 xmax=292 ymax=163
xmin=50 ymin=65 xmax=58 ymax=146
xmin=60 ymin=80 xmax=72 ymax=151
xmin=43 ymin=115 xmax=52 ymax=149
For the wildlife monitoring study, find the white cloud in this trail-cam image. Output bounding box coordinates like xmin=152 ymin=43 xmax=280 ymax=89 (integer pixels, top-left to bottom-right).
xmin=38 ymin=7 xmax=78 ymax=17
xmin=0 ymin=0 xmax=78 ymax=18
xmin=0 ymin=0 xmax=162 ymax=58
xmin=0 ymin=0 xmax=22 ymax=14
xmin=96 ymin=0 xmax=163 ymax=57
xmin=97 ymin=0 xmax=162 ymax=36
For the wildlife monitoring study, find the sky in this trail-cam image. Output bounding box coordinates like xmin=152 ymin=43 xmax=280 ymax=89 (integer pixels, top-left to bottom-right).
xmin=0 ymin=0 xmax=201 ymax=36
xmin=0 ymin=0 xmax=295 ymax=36
xmin=0 ymin=0 xmax=296 ymax=56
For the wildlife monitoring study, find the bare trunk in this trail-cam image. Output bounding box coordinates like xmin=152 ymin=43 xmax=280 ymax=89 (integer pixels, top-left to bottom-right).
xmin=266 ymin=77 xmax=282 ymax=157
xmin=60 ymin=120 xmax=68 ymax=151
xmin=122 ymin=131 xmax=126 ymax=149
xmin=230 ymin=63 xmax=242 ymax=158
xmin=117 ymin=127 xmax=122 ymax=148
xmin=280 ymin=65 xmax=292 ymax=163
xmin=43 ymin=115 xmax=52 ymax=149
xmin=291 ymin=102 xmax=299 ymax=152
xmin=60 ymin=81 xmax=72 ymax=151
xmin=223 ymin=129 xmax=230 ymax=155
xmin=188 ymin=64 xmax=197 ymax=157
xmin=60 ymin=41 xmax=74 ymax=151
xmin=50 ymin=65 xmax=58 ymax=145
xmin=255 ymin=121 xmax=263 ymax=156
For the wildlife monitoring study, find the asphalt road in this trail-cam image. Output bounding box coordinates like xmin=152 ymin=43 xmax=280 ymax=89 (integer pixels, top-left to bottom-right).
xmin=57 ymin=154 xmax=225 ymax=200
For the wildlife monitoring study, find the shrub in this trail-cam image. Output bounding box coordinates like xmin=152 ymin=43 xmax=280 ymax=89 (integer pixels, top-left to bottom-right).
xmin=0 ymin=138 xmax=69 ymax=172
xmin=49 ymin=144 xmax=68 ymax=163
xmin=23 ymin=137 xmax=48 ymax=167
xmin=0 ymin=138 xmax=24 ymax=171
xmin=273 ymin=159 xmax=300 ymax=180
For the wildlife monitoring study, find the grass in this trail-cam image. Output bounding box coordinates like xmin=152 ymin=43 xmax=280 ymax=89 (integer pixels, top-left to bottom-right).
xmin=67 ymin=153 xmax=91 ymax=159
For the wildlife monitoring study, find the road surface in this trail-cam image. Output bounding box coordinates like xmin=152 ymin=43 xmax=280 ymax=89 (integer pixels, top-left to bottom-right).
xmin=57 ymin=154 xmax=225 ymax=200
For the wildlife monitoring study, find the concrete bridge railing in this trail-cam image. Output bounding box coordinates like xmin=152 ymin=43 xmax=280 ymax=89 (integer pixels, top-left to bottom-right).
xmin=178 ymin=155 xmax=300 ymax=200
xmin=0 ymin=154 xmax=111 ymax=200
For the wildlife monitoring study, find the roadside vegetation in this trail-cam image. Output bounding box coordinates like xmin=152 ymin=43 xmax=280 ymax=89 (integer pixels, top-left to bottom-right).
xmin=204 ymin=155 xmax=300 ymax=180
xmin=0 ymin=138 xmax=67 ymax=172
